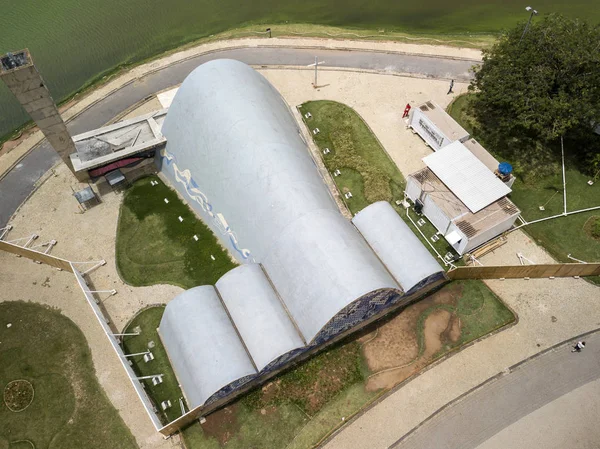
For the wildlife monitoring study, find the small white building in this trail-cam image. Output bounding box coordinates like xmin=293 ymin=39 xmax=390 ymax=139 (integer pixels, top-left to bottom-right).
xmin=407 ymin=101 xmax=470 ymax=151
xmin=406 ymin=142 xmax=520 ymax=255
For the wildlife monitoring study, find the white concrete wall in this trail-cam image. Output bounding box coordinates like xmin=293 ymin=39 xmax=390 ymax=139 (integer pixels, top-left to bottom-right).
xmin=405 ymin=176 xmax=422 ymax=203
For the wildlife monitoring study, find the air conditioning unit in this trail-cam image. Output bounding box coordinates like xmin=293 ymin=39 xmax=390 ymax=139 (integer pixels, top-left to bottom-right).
xmin=444 ymin=252 xmax=456 ymax=262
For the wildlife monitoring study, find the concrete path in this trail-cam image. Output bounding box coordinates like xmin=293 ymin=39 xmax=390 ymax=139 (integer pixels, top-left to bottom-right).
xmin=0 ymin=46 xmax=476 ymax=227
xmin=393 ymin=330 xmax=600 ymax=449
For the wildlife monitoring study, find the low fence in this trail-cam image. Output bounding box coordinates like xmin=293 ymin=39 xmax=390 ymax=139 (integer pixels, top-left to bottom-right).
xmin=0 ymin=240 xmax=164 ymax=430
xmin=0 ymin=240 xmax=73 ymax=272
xmin=70 ymin=264 xmax=164 ymax=430
xmin=448 ymin=263 xmax=600 ymax=280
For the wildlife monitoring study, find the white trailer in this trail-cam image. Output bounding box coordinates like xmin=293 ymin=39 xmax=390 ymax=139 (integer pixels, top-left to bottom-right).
xmin=407 ymin=101 xmax=470 ymax=151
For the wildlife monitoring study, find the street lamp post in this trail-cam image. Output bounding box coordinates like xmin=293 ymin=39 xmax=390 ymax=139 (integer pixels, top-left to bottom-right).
xmin=520 ymin=6 xmax=538 ymax=43
xmin=307 ymin=56 xmax=325 ymax=88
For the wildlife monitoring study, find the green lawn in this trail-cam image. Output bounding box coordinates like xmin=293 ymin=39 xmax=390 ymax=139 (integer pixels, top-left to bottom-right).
xmin=116 ymin=175 xmax=237 ymax=289
xmin=446 ymin=94 xmax=475 ymax=136
xmin=299 ymin=100 xmax=455 ymax=260
xmin=435 ymin=280 xmax=515 ymax=356
xmin=122 ymin=306 xmax=186 ymax=424
xmin=0 ymin=302 xmax=138 ymax=449
xmin=448 ymin=94 xmax=600 ymax=282
xmin=300 ymin=101 xmax=405 ymax=215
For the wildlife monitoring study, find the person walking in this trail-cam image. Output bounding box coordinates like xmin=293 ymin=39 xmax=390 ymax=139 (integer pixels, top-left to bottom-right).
xmin=572 ymin=341 xmax=586 ymax=352
xmin=447 ymin=79 xmax=454 ymax=95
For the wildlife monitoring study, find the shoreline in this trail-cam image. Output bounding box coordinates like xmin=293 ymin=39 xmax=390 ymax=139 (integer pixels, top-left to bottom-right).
xmin=0 ymin=23 xmax=493 ymax=146
xmin=0 ymin=34 xmax=483 ymax=180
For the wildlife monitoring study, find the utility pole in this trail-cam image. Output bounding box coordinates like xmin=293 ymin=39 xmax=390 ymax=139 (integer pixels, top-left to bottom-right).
xmin=307 ymin=56 xmax=325 ymax=88
xmin=520 ymin=6 xmax=538 ymax=43
xmin=561 ymin=136 xmax=567 ymax=215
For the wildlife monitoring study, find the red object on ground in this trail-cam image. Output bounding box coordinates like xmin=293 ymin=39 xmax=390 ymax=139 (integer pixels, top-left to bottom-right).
xmin=402 ymin=103 xmax=412 ymax=118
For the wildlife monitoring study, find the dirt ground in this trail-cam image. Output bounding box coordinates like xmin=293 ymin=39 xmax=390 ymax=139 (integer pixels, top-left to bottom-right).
xmin=201 ymin=404 xmax=240 ymax=445
xmin=360 ymin=284 xmax=463 ymax=391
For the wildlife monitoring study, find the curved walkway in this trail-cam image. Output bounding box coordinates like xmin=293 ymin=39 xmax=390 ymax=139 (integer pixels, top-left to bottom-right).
xmin=392 ymin=329 xmax=600 ymax=449
xmin=0 ymin=43 xmax=477 ymax=227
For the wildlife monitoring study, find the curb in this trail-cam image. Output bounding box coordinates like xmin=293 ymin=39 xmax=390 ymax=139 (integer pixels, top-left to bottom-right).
xmin=390 ymin=326 xmax=600 ymax=447
xmin=0 ymin=40 xmax=479 ymax=183
xmin=316 ymin=306 xmax=518 ymax=448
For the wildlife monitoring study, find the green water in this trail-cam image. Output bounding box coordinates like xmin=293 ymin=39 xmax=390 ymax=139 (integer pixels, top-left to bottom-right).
xmin=1 ymin=0 xmax=598 ymax=138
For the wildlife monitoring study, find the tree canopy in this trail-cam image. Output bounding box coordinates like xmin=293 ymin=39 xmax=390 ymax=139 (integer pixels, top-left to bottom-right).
xmin=469 ymin=14 xmax=600 ymax=177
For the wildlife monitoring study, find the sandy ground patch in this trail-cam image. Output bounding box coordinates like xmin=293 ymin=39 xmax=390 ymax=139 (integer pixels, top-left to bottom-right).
xmin=200 ymin=404 xmax=240 ymax=446
xmin=260 ymin=68 xmax=467 ymax=177
xmin=360 ymin=284 xmax=463 ymax=391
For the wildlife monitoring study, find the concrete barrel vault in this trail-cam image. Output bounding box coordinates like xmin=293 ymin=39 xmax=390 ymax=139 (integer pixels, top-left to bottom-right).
xmin=156 ymin=59 xmax=445 ymax=429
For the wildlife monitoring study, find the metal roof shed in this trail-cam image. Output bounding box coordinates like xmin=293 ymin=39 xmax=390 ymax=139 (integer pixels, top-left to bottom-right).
xmin=423 ymin=141 xmax=512 ymax=213
xmin=405 ymin=167 xmax=520 ymax=255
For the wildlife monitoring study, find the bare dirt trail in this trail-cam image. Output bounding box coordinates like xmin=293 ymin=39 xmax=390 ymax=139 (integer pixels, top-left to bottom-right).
xmin=361 ymin=285 xmax=463 ymax=391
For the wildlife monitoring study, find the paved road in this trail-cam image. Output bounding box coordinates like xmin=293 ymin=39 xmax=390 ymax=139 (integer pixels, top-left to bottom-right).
xmin=476 ymin=378 xmax=600 ymax=449
xmin=392 ymin=331 xmax=600 ymax=449
xmin=0 ymin=46 xmax=477 ymax=227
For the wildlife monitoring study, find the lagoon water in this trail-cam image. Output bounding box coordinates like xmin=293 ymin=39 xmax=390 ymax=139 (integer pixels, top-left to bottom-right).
xmin=0 ymin=0 xmax=597 ymax=137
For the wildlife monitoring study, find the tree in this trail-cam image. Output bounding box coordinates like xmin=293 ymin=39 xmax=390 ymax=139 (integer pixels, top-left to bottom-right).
xmin=469 ymin=14 xmax=600 ymax=177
